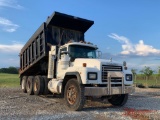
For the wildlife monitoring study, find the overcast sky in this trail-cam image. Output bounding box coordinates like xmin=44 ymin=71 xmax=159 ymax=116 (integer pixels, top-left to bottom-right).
xmin=0 ymin=0 xmax=160 ymax=72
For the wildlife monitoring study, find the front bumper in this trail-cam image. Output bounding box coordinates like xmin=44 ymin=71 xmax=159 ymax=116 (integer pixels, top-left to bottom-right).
xmin=85 ymin=86 xmax=135 ymax=96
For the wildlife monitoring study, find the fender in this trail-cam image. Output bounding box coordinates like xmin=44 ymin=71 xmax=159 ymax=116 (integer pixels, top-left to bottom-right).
xmin=64 ymin=72 xmax=82 ymax=84
xmin=61 ymin=72 xmax=82 ymax=96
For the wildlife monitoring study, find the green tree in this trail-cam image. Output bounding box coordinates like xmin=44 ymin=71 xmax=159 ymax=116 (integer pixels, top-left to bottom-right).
xmin=157 ymin=67 xmax=160 ymax=82
xmin=8 ymin=67 xmax=18 ymax=74
xmin=158 ymin=67 xmax=160 ymax=76
xmin=0 ymin=66 xmax=18 ymax=74
xmin=131 ymin=69 xmax=137 ymax=76
xmin=131 ymin=68 xmax=137 ymax=85
xmin=140 ymin=66 xmax=154 ymax=87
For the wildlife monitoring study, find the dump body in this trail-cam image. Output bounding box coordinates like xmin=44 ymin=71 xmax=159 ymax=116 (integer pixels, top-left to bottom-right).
xmin=19 ymin=12 xmax=94 ymax=77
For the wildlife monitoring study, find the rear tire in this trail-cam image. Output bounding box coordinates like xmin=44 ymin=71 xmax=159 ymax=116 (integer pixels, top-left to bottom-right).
xmin=108 ymin=94 xmax=128 ymax=106
xmin=33 ymin=76 xmax=44 ymax=95
xmin=21 ymin=76 xmax=27 ymax=93
xmin=42 ymin=76 xmax=50 ymax=95
xmin=64 ymin=79 xmax=85 ymax=111
xmin=26 ymin=76 xmax=34 ymax=95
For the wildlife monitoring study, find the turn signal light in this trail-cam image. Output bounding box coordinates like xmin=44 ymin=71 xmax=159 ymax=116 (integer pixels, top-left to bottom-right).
xmin=124 ymin=66 xmax=127 ymax=70
xmin=83 ymin=63 xmax=87 ymax=67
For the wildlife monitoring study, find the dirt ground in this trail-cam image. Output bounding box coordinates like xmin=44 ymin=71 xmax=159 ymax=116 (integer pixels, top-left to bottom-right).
xmin=0 ymin=87 xmax=160 ymax=120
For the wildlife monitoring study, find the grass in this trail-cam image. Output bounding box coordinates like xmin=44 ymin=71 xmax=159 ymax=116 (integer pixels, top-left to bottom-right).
xmin=135 ymin=79 xmax=160 ymax=85
xmin=0 ymin=73 xmax=160 ymax=88
xmin=134 ymin=79 xmax=160 ymax=88
xmin=0 ymin=73 xmax=20 ymax=87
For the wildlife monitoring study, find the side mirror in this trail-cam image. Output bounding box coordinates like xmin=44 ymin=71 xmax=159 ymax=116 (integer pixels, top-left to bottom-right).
xmin=97 ymin=51 xmax=102 ymax=58
xmin=61 ymin=51 xmax=69 ymax=55
xmin=123 ymin=61 xmax=126 ymax=66
xmin=123 ymin=61 xmax=127 ymax=70
xmin=59 ymin=51 xmax=70 ymax=60
xmin=52 ymin=55 xmax=56 ymax=60
xmin=60 ymin=51 xmax=70 ymax=60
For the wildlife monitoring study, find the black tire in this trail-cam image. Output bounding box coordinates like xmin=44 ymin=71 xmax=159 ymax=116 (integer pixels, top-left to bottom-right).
xmin=26 ymin=76 xmax=34 ymax=95
xmin=42 ymin=76 xmax=50 ymax=95
xmin=21 ymin=76 xmax=27 ymax=93
xmin=64 ymin=79 xmax=85 ymax=111
xmin=108 ymin=94 xmax=128 ymax=106
xmin=33 ymin=76 xmax=44 ymax=95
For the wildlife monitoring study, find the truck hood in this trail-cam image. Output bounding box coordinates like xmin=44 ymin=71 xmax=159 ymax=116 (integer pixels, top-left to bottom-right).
xmin=74 ymin=58 xmax=122 ymax=70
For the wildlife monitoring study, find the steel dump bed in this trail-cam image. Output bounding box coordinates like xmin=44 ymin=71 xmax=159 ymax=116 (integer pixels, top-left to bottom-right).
xmin=19 ymin=12 xmax=94 ymax=76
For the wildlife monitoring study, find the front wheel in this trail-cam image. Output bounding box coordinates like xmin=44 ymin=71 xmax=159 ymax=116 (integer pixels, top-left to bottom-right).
xmin=64 ymin=79 xmax=85 ymax=111
xmin=108 ymin=94 xmax=128 ymax=106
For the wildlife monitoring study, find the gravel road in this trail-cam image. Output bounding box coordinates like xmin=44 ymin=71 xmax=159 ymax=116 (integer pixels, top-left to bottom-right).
xmin=0 ymin=87 xmax=160 ymax=120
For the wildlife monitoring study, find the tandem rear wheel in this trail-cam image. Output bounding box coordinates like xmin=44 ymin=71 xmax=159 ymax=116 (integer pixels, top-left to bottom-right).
xmin=21 ymin=75 xmax=49 ymax=96
xmin=33 ymin=76 xmax=44 ymax=95
xmin=21 ymin=76 xmax=27 ymax=93
xmin=26 ymin=76 xmax=34 ymax=95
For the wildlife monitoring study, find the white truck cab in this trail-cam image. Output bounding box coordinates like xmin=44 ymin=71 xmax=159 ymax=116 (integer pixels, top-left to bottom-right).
xmin=48 ymin=41 xmax=134 ymax=110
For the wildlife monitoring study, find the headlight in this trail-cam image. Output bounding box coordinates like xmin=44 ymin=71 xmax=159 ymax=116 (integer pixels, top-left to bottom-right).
xmin=126 ymin=74 xmax=132 ymax=81
xmin=87 ymin=72 xmax=97 ymax=80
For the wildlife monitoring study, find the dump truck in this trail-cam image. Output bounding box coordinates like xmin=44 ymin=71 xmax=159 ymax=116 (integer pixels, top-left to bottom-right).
xmin=19 ymin=11 xmax=134 ymax=111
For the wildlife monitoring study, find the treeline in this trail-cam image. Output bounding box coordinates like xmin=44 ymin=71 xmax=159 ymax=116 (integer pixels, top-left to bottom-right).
xmin=0 ymin=67 xmax=19 ymax=74
xmin=131 ymin=66 xmax=160 ymax=79
xmin=131 ymin=66 xmax=160 ymax=88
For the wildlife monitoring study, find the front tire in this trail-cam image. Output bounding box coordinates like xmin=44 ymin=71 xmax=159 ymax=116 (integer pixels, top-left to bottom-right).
xmin=64 ymin=79 xmax=85 ymax=111
xmin=108 ymin=94 xmax=128 ymax=106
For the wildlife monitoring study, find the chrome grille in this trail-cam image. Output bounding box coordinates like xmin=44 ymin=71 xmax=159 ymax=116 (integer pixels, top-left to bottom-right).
xmin=102 ymin=65 xmax=122 ymax=82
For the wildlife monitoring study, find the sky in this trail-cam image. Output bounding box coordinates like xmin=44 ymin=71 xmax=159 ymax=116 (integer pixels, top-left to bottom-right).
xmin=0 ymin=0 xmax=160 ymax=72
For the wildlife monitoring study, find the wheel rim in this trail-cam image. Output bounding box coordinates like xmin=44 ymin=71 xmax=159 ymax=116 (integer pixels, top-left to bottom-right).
xmin=27 ymin=81 xmax=31 ymax=91
xmin=34 ymin=80 xmax=38 ymax=92
xmin=22 ymin=79 xmax=25 ymax=89
xmin=67 ymin=85 xmax=77 ymax=105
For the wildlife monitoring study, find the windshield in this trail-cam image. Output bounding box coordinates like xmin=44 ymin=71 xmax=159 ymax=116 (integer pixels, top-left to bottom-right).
xmin=69 ymin=45 xmax=97 ymax=61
